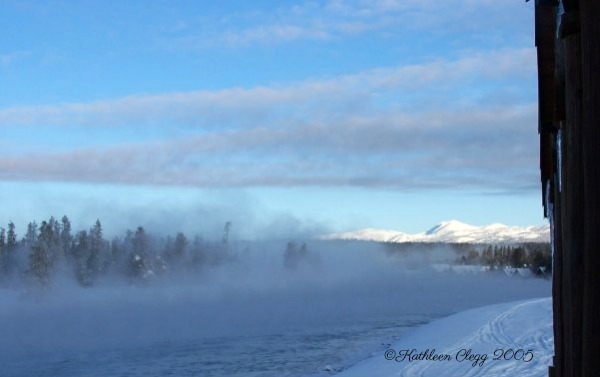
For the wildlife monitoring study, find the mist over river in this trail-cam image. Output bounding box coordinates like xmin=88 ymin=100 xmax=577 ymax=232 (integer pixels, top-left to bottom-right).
xmin=0 ymin=241 xmax=550 ymax=377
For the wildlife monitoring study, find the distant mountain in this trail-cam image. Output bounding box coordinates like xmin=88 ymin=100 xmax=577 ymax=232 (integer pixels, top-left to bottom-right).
xmin=320 ymin=220 xmax=550 ymax=244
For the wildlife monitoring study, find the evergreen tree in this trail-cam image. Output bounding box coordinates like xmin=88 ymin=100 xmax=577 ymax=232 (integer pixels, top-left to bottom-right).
xmin=73 ymin=230 xmax=92 ymax=286
xmin=47 ymin=216 xmax=62 ymax=261
xmin=88 ymin=219 xmax=105 ymax=277
xmin=61 ymin=215 xmax=73 ymax=258
xmin=39 ymin=220 xmax=60 ymax=249
xmin=466 ymin=249 xmax=480 ymax=264
xmin=509 ymin=246 xmax=526 ymax=268
xmin=109 ymin=237 xmax=125 ymax=271
xmin=0 ymin=228 xmax=5 ymax=250
xmin=133 ymin=226 xmax=148 ymax=257
xmin=482 ymin=246 xmax=495 ymax=267
xmin=4 ymin=222 xmax=17 ymax=278
xmin=24 ymin=221 xmax=38 ymax=246
xmin=173 ymin=232 xmax=187 ymax=261
xmin=29 ymin=244 xmax=51 ymax=287
xmin=129 ymin=227 xmax=149 ymax=279
xmin=7 ymin=222 xmax=17 ymax=250
xmin=37 ymin=220 xmax=62 ymax=278
xmin=0 ymin=227 xmax=6 ymax=279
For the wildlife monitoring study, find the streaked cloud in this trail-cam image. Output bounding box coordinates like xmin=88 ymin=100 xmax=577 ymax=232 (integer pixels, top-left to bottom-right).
xmin=0 ymin=44 xmax=538 ymax=191
xmin=0 ymin=48 xmax=536 ymax=128
xmin=0 ymin=0 xmax=545 ymax=231
xmin=161 ymin=0 xmax=531 ymax=49
xmin=0 ymin=104 xmax=538 ymax=190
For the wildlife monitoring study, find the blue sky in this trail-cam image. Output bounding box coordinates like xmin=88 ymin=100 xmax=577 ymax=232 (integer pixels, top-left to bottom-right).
xmin=0 ymin=0 xmax=544 ymax=238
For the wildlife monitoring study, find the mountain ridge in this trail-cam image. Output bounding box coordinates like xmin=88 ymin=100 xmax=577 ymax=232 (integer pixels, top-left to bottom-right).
xmin=320 ymin=220 xmax=550 ymax=244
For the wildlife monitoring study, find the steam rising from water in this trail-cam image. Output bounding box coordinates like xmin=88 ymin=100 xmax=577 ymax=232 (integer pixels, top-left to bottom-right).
xmin=0 ymin=240 xmax=550 ymax=376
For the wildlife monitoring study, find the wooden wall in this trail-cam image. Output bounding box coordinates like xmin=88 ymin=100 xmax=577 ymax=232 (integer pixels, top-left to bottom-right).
xmin=535 ymin=1 xmax=600 ymax=376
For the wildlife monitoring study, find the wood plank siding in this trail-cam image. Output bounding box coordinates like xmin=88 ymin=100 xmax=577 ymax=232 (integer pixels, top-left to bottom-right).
xmin=535 ymin=1 xmax=600 ymax=376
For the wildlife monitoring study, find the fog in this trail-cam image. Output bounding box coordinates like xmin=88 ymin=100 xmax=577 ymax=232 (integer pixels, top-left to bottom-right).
xmin=0 ymin=240 xmax=550 ymax=376
xmin=0 ymin=182 xmax=333 ymax=241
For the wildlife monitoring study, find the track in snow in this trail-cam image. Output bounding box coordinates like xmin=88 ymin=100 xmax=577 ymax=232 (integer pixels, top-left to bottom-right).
xmin=337 ymin=298 xmax=553 ymax=377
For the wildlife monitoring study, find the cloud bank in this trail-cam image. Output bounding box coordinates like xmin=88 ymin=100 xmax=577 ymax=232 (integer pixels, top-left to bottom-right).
xmin=0 ymin=48 xmax=538 ymax=192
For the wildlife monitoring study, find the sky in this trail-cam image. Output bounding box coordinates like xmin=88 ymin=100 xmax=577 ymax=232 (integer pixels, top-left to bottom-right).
xmin=0 ymin=0 xmax=545 ymax=238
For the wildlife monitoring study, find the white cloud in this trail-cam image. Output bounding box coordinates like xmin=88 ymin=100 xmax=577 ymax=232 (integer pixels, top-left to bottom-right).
xmin=0 ymin=102 xmax=538 ymax=190
xmin=220 ymin=23 xmax=333 ymax=46
xmin=0 ymin=48 xmax=536 ymax=128
xmin=0 ymin=47 xmax=539 ymax=191
xmin=161 ymin=0 xmax=532 ymax=48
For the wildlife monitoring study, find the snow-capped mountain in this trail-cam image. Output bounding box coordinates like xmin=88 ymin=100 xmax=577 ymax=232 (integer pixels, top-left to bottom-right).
xmin=320 ymin=220 xmax=550 ymax=244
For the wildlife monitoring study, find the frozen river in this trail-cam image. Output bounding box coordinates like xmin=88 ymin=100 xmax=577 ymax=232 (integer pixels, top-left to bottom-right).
xmin=0 ymin=241 xmax=551 ymax=376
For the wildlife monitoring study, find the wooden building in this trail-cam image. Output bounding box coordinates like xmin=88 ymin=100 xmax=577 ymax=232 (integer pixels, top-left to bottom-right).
xmin=534 ymin=1 xmax=600 ymax=376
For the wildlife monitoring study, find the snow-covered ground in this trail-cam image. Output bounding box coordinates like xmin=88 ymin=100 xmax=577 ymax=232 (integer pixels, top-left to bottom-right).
xmin=322 ymin=220 xmax=550 ymax=244
xmin=337 ymin=298 xmax=553 ymax=377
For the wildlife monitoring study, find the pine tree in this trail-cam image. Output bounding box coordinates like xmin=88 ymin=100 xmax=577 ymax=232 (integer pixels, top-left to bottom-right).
xmin=38 ymin=220 xmax=52 ymax=244
xmin=509 ymin=247 xmax=526 ymax=268
xmin=29 ymin=244 xmax=51 ymax=287
xmin=109 ymin=237 xmax=125 ymax=271
xmin=24 ymin=221 xmax=38 ymax=246
xmin=0 ymin=227 xmax=6 ymax=280
xmin=133 ymin=226 xmax=148 ymax=257
xmin=88 ymin=219 xmax=105 ymax=277
xmin=37 ymin=220 xmax=61 ymax=278
xmin=0 ymin=228 xmax=5 ymax=250
xmin=7 ymin=222 xmax=17 ymax=250
xmin=129 ymin=227 xmax=149 ymax=279
xmin=173 ymin=232 xmax=187 ymax=261
xmin=4 ymin=222 xmax=17 ymax=278
xmin=47 ymin=216 xmax=62 ymax=262
xmin=61 ymin=215 xmax=73 ymax=258
xmin=73 ymin=230 xmax=92 ymax=286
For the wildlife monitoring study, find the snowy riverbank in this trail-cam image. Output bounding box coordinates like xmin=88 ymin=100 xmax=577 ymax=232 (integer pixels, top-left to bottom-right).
xmin=0 ymin=241 xmax=551 ymax=377
xmin=337 ymin=297 xmax=553 ymax=377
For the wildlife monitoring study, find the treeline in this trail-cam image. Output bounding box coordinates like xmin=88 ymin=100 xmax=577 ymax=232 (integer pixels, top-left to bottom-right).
xmin=0 ymin=216 xmax=235 ymax=288
xmin=456 ymin=244 xmax=552 ymax=272
xmin=383 ymin=241 xmax=552 ymax=275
